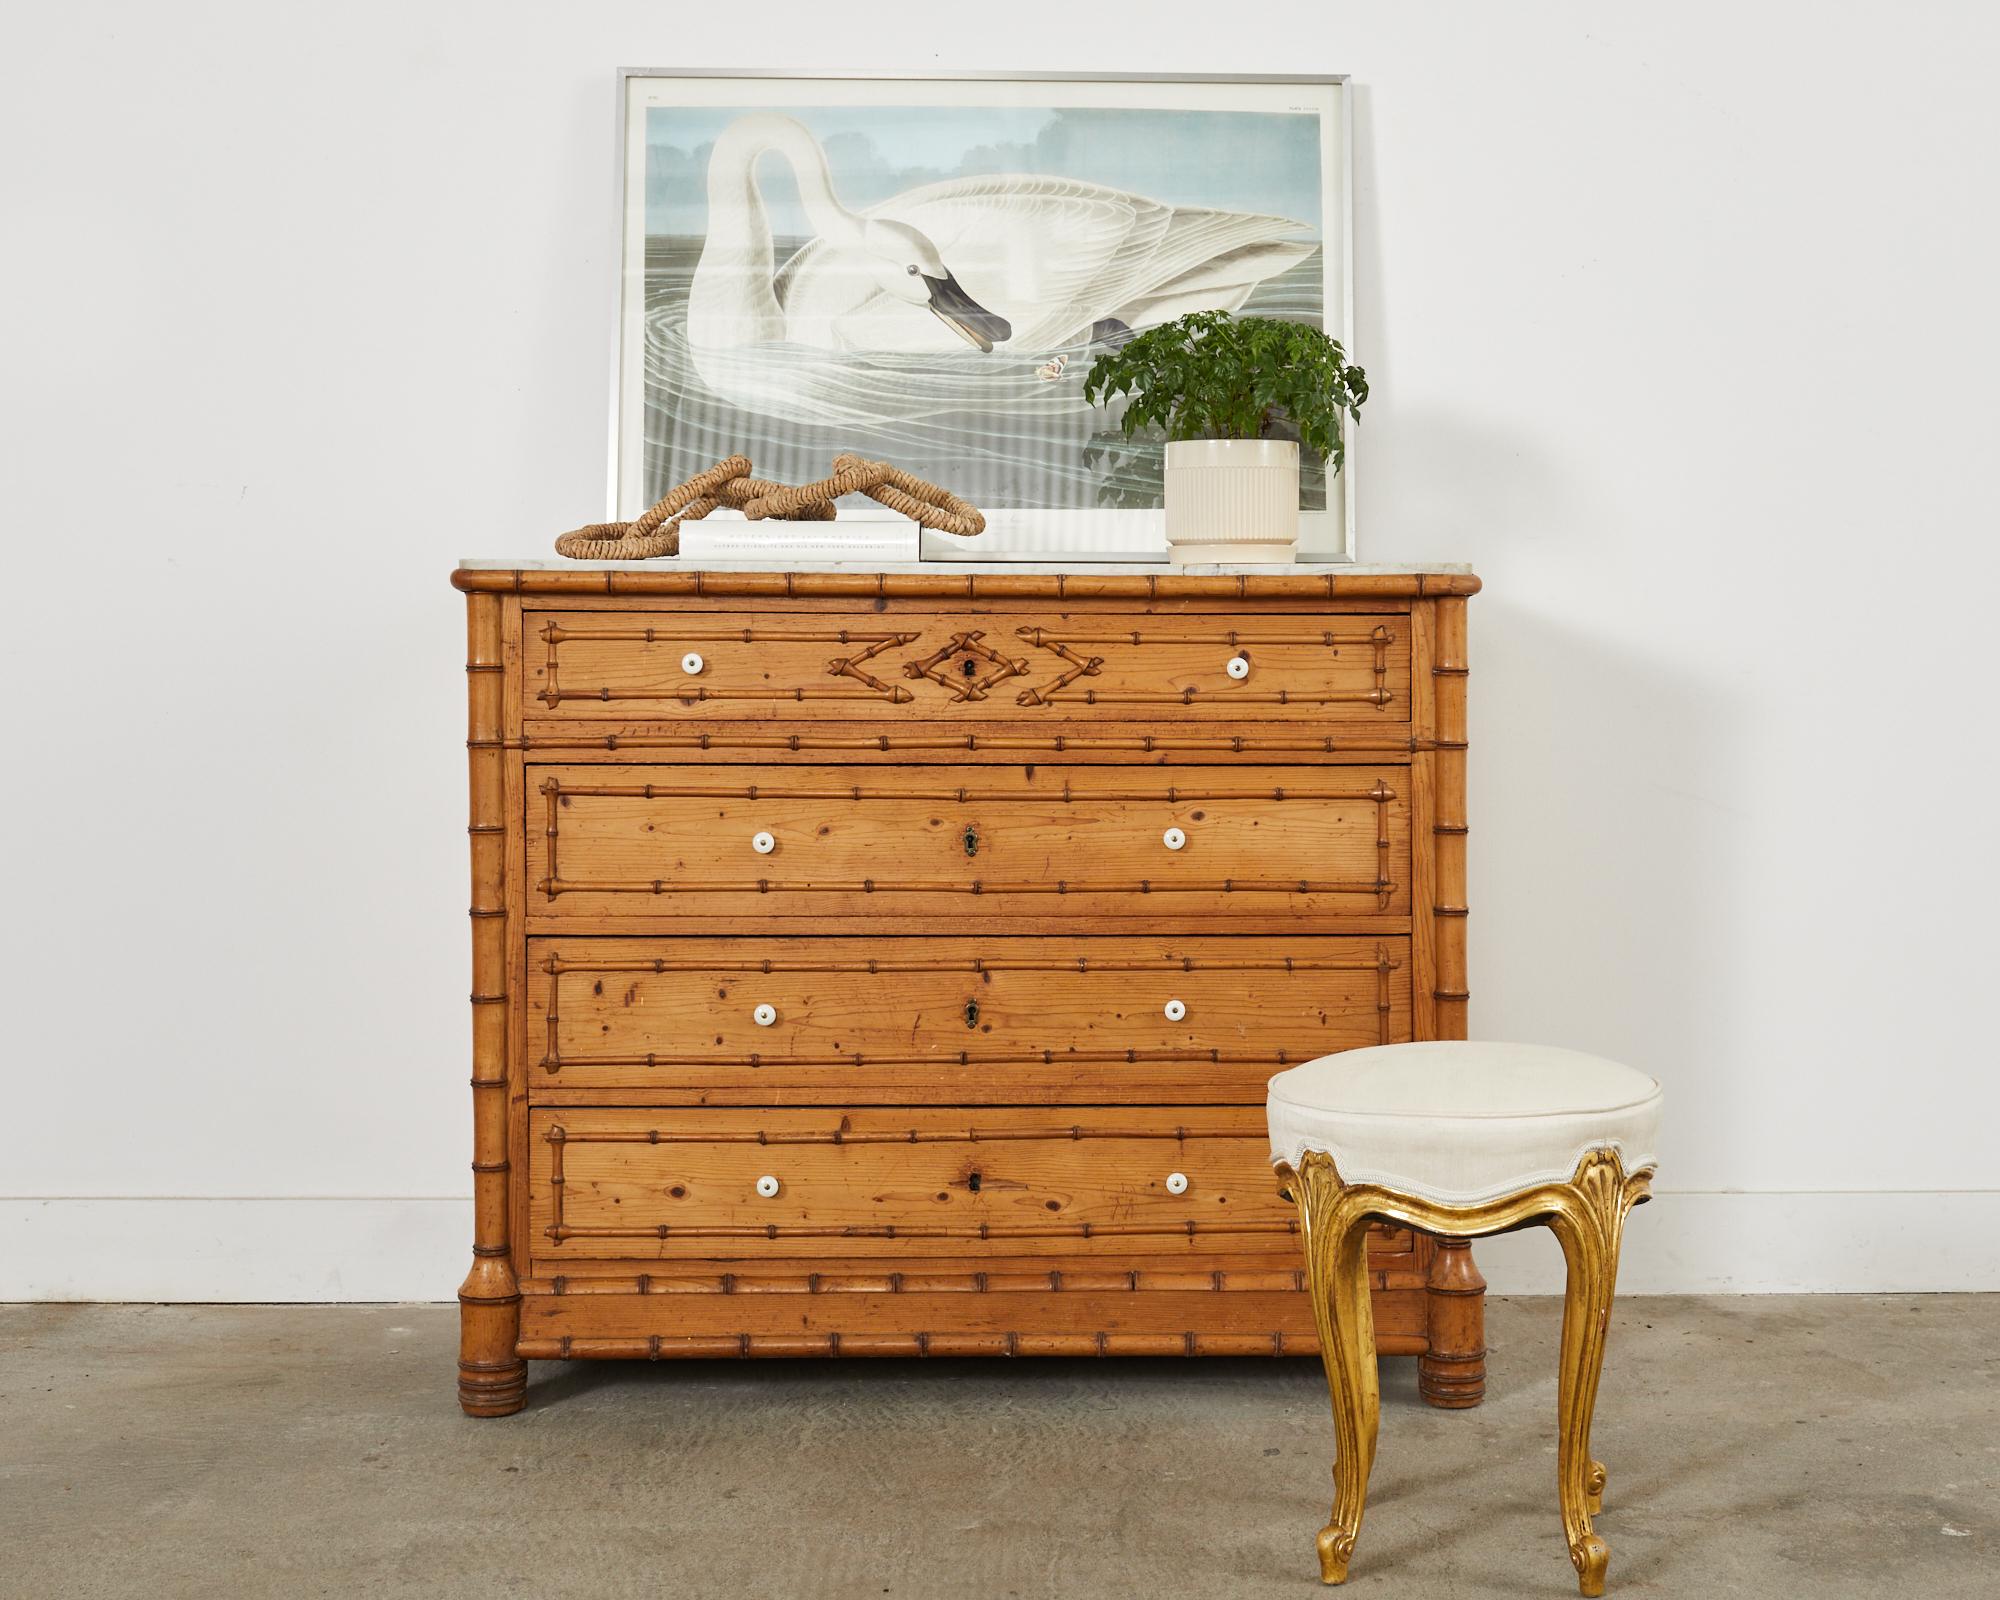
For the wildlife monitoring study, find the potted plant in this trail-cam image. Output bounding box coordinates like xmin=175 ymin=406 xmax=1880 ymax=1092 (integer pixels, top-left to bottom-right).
xmin=1083 ymin=310 xmax=1368 ymax=563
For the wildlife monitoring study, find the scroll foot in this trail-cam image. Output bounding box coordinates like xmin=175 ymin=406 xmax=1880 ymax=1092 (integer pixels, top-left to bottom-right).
xmin=1571 ymin=1533 xmax=1610 ymax=1597
xmin=1316 ymin=1523 xmax=1357 ymax=1585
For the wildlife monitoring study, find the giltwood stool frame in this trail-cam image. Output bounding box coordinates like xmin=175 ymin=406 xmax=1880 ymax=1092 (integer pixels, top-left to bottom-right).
xmin=1275 ymin=1146 xmax=1654 ymax=1596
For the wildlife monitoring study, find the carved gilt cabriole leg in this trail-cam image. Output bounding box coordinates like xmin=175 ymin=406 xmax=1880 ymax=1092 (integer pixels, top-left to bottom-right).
xmin=460 ymin=589 xmax=525 ymax=1417
xmin=1546 ymin=1151 xmax=1649 ymax=1597
xmin=1278 ymin=1148 xmax=1651 ymax=1594
xmin=1281 ymin=1153 xmax=1380 ymax=1585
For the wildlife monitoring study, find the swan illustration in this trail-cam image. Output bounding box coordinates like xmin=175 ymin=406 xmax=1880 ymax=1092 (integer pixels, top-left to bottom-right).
xmin=686 ymin=113 xmax=1318 ymax=366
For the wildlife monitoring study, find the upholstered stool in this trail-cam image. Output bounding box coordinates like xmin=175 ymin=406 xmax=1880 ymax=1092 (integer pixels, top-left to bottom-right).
xmin=1268 ymin=1042 xmax=1662 ymax=1596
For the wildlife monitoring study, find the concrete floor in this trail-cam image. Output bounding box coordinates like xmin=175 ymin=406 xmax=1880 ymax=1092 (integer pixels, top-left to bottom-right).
xmin=1 ymin=1297 xmax=1993 ymax=1599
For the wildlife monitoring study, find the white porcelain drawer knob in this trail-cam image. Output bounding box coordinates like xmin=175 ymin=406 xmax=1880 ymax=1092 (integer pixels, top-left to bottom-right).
xmin=1225 ymin=654 xmax=1251 ymax=680
xmin=755 ymin=1174 xmax=780 ymax=1198
xmin=1163 ymin=998 xmax=1187 ymax=1022
xmin=1165 ymin=1171 xmax=1189 ymax=1195
xmin=1163 ymin=827 xmax=1186 ymax=851
xmin=753 ymin=1003 xmax=777 ymax=1027
xmin=681 ymin=651 xmax=705 ymax=675
xmin=751 ymin=830 xmax=776 ymax=855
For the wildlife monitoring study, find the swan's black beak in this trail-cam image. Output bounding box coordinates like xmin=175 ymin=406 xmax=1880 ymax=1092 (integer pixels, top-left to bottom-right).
xmin=924 ymin=271 xmax=1011 ymax=352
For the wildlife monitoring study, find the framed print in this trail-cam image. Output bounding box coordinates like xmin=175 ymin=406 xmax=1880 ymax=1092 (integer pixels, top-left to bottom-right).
xmin=611 ymin=71 xmax=1354 ymax=560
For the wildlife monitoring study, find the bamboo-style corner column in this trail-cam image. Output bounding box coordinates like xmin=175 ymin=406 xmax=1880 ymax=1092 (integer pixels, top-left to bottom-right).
xmin=1418 ymin=593 xmax=1486 ymax=1406
xmin=458 ymin=590 xmax=526 ymax=1416
xmin=1428 ymin=594 xmax=1470 ymax=1040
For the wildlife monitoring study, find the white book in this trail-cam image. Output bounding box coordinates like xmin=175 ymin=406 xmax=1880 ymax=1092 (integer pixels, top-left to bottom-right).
xmin=678 ymin=520 xmax=920 ymax=564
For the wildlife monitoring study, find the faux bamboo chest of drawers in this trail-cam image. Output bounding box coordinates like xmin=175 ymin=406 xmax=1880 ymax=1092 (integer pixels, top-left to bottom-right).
xmin=450 ymin=563 xmax=1482 ymax=1416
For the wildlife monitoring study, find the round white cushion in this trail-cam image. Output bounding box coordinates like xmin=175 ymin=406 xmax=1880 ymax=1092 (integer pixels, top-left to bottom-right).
xmin=1267 ymin=1041 xmax=1662 ymax=1207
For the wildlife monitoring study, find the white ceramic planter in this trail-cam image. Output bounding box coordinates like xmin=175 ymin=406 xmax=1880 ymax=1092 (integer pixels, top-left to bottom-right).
xmin=1163 ymin=438 xmax=1300 ymax=564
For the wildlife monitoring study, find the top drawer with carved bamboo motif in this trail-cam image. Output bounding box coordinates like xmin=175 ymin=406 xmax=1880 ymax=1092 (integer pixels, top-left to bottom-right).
xmin=526 ymin=609 xmax=1412 ymax=722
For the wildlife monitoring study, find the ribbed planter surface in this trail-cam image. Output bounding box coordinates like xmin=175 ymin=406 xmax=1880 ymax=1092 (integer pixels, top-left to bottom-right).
xmin=1164 ymin=439 xmax=1300 ymax=564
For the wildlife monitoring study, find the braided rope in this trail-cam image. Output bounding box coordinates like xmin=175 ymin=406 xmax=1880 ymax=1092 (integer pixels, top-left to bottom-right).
xmin=836 ymin=453 xmax=986 ymax=536
xmin=739 ymin=458 xmax=888 ymax=522
xmin=553 ymin=453 xmax=984 ymax=560
xmin=552 ymin=456 xmax=751 ymax=560
xmin=712 ymin=474 xmax=838 ymax=522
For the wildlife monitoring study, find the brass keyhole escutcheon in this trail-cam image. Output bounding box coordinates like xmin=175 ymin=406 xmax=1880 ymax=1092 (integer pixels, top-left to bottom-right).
xmin=964 ymin=1000 xmax=980 ymax=1028
xmin=963 ymin=826 xmax=979 ymax=857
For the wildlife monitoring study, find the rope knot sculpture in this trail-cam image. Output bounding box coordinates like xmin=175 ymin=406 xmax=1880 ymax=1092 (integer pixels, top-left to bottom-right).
xmin=554 ymin=454 xmax=985 ymax=561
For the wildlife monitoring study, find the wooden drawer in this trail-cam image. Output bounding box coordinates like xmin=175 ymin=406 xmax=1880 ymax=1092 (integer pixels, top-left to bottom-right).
xmin=529 ymin=764 xmax=1411 ymax=926
xmin=526 ymin=610 xmax=1411 ymax=722
xmin=528 ymin=1106 xmax=1290 ymax=1267
xmin=528 ymin=935 xmax=1411 ymax=1103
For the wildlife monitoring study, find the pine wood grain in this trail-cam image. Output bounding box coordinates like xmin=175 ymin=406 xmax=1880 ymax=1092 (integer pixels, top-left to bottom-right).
xmin=526 ymin=934 xmax=1411 ymax=1102
xmin=527 ymin=763 xmax=1413 ymax=925
xmin=527 ymin=1105 xmax=1292 ymax=1267
xmin=525 ymin=609 xmax=1411 ymax=722
xmin=452 ymin=568 xmax=1481 ymax=1401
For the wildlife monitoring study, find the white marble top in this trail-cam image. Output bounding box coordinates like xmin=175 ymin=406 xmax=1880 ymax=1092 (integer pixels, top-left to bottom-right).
xmin=457 ymin=558 xmax=1474 ymax=577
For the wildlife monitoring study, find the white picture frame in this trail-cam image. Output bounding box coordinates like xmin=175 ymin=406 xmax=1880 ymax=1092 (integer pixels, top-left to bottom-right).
xmin=610 ymin=70 xmax=1355 ymax=561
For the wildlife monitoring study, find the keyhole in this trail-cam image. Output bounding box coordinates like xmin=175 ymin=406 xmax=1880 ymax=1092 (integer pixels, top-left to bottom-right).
xmin=963 ymin=827 xmax=979 ymax=857
xmin=967 ymin=1171 xmax=982 ymax=1193
xmin=964 ymin=1000 xmax=980 ymax=1028
xmin=961 ymin=658 xmax=978 ymax=678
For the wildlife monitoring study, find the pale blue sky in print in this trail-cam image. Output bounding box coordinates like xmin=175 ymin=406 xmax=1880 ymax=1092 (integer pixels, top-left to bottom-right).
xmin=645 ymin=105 xmax=1324 ymax=240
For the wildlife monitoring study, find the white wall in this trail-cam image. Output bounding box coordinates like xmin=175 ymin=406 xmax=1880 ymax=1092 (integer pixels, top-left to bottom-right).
xmin=4 ymin=2 xmax=1996 ymax=1299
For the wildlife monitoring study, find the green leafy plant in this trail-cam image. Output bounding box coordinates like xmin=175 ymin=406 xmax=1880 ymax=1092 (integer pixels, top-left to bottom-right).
xmin=1082 ymin=311 xmax=1368 ymax=472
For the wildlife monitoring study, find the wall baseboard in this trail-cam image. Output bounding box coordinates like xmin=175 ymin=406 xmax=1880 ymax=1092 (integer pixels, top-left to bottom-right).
xmin=3 ymin=1192 xmax=1996 ymax=1302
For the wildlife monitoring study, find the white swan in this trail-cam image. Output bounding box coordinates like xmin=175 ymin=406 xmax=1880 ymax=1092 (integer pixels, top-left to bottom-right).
xmin=686 ymin=113 xmax=1317 ymax=361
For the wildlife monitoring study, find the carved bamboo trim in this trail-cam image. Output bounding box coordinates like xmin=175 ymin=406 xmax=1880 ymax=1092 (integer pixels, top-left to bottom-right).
xmin=514 ymin=1332 xmax=1304 ymax=1359
xmin=541 ymin=1048 xmax=1323 ymax=1075
xmin=1015 ymin=626 xmax=1394 ymax=647
xmin=901 ymin=630 xmax=1030 ymax=702
xmin=541 ymin=877 xmax=1392 ymax=898
xmin=560 ymin=685 xmax=918 ymax=705
xmin=1431 ymin=597 xmax=1470 ymax=1040
xmin=824 ymin=631 xmax=920 ymax=700
xmin=507 ymin=732 xmax=1453 ymax=754
xmin=544 ymin=1122 xmax=1245 ymax=1146
xmin=1020 ymin=689 xmax=1393 ymax=707
xmin=538 ymin=774 xmax=1399 ymax=902
xmin=544 ymin=952 xmax=1397 ymax=975
xmin=539 ymin=778 xmax=1394 ymax=803
xmin=538 ymin=615 xmax=1406 ymax=711
xmin=535 ymin=1267 xmax=1311 ymax=1295
xmin=456 ymin=567 xmax=1482 ymax=599
xmin=540 ymin=948 xmax=1398 ymax=1073
xmin=544 ymin=1124 xmax=566 ymax=1243
xmin=1276 ymin=1147 xmax=1650 ymax=1590
xmin=539 ymin=620 xmax=924 ymax=708
xmin=1374 ymin=942 xmax=1395 ymax=1045
xmin=456 ymin=589 xmax=523 ymax=1414
xmin=544 ymin=1221 xmax=1298 ymax=1243
xmin=1015 ymin=623 xmax=1396 ymax=710
xmin=549 ymin=625 xmax=924 ymax=643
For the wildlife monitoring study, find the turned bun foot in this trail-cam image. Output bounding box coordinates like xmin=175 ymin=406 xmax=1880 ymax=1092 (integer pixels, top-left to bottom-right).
xmin=457 ymin=1358 xmax=528 ymax=1417
xmin=1416 ymin=1347 xmax=1487 ymax=1408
